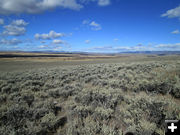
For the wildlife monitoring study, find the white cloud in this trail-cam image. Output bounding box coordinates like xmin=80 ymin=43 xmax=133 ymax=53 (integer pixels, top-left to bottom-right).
xmin=161 ymin=5 xmax=180 ymax=19
xmin=0 ymin=38 xmax=22 ymax=45
xmin=35 ymin=33 xmax=48 ymax=40
xmin=49 ymin=30 xmax=64 ymax=38
xmin=2 ymin=19 xmax=28 ymax=36
xmin=88 ymin=42 xmax=180 ymax=52
xmin=90 ymin=21 xmax=99 ymax=27
xmin=90 ymin=45 xmax=151 ymax=52
xmin=39 ymin=45 xmax=48 ymax=48
xmin=171 ymin=29 xmax=179 ymax=34
xmin=114 ymin=38 xmax=119 ymax=41
xmin=85 ymin=40 xmax=91 ymax=44
xmin=52 ymin=39 xmax=64 ymax=44
xmin=11 ymin=19 xmax=28 ymax=26
xmin=98 ymin=0 xmax=110 ymax=6
xmin=0 ymin=0 xmax=83 ymax=15
xmin=53 ymin=46 xmax=62 ymax=51
xmin=0 ymin=18 xmax=4 ymax=25
xmin=114 ymin=46 xmax=132 ymax=51
xmin=90 ymin=46 xmax=133 ymax=52
xmin=92 ymin=46 xmax=113 ymax=50
xmin=3 ymin=25 xmax=26 ymax=36
xmin=35 ymin=30 xmax=64 ymax=40
xmin=38 ymin=44 xmax=62 ymax=51
xmin=156 ymin=43 xmax=180 ymax=48
xmin=82 ymin=20 xmax=102 ymax=31
xmin=90 ymin=21 xmax=101 ymax=30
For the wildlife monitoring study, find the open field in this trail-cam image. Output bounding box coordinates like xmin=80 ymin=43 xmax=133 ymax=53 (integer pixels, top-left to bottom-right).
xmin=0 ymin=52 xmax=179 ymax=72
xmin=0 ymin=53 xmax=180 ymax=135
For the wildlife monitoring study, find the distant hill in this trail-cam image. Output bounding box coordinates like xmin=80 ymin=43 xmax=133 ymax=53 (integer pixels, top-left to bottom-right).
xmin=0 ymin=50 xmax=180 ymax=55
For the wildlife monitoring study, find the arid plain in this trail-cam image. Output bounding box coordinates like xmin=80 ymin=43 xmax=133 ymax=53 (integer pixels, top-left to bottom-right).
xmin=0 ymin=52 xmax=180 ymax=135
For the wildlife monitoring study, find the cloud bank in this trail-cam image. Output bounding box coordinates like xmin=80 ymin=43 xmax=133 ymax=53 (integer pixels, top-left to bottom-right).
xmin=0 ymin=0 xmax=111 ymax=15
xmin=89 ymin=43 xmax=180 ymax=52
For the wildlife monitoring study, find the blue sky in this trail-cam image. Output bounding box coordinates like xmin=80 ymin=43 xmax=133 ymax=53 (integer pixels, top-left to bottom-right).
xmin=0 ymin=0 xmax=180 ymax=52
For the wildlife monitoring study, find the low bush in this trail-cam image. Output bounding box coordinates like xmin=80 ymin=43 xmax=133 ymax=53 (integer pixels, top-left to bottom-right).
xmin=0 ymin=59 xmax=180 ymax=134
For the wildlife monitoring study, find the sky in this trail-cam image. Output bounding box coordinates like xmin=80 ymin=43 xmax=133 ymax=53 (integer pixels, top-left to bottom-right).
xmin=0 ymin=0 xmax=180 ymax=52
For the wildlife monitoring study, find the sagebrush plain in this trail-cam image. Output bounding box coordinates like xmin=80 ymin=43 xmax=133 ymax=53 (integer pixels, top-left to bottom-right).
xmin=0 ymin=53 xmax=180 ymax=135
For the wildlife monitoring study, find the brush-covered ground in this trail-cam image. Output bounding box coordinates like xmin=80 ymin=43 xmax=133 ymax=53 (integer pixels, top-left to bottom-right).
xmin=0 ymin=55 xmax=180 ymax=135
